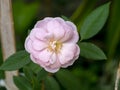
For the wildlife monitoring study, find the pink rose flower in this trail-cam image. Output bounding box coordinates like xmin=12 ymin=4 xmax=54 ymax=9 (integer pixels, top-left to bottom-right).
xmin=25 ymin=17 xmax=80 ymax=73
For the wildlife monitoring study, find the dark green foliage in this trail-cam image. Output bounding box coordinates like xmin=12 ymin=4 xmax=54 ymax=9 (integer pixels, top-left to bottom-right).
xmin=79 ymin=42 xmax=107 ymax=60
xmin=0 ymin=51 xmax=30 ymax=71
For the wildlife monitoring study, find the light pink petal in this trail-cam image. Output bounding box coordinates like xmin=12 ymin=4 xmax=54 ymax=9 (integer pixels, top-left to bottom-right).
xmin=67 ymin=31 xmax=79 ymax=43
xmin=34 ymin=20 xmax=45 ymax=28
xmin=59 ymin=24 xmax=73 ymax=42
xmin=43 ymin=33 xmax=54 ymax=41
xmin=29 ymin=28 xmax=48 ymax=42
xmin=29 ymin=28 xmax=37 ymax=40
xmin=65 ymin=21 xmax=79 ymax=43
xmin=73 ymin=45 xmax=80 ymax=60
xmin=66 ymin=21 xmax=77 ymax=31
xmin=47 ymin=19 xmax=65 ymax=40
xmin=44 ymin=67 xmax=60 ymax=73
xmin=61 ymin=60 xmax=75 ymax=68
xmin=49 ymin=56 xmax=61 ymax=68
xmin=36 ymin=32 xmax=54 ymax=42
xmin=30 ymin=28 xmax=54 ymax=42
xmin=35 ymin=28 xmax=47 ymax=41
xmin=25 ymin=36 xmax=34 ymax=53
xmin=31 ymin=54 xmax=51 ymax=68
xmin=43 ymin=53 xmax=61 ymax=73
xmin=34 ymin=28 xmax=54 ymax=42
xmin=34 ymin=17 xmax=53 ymax=29
xmin=54 ymin=17 xmax=65 ymax=24
xmin=25 ymin=36 xmax=31 ymax=52
xmin=61 ymin=45 xmax=80 ymax=68
xmin=32 ymin=40 xmax=47 ymax=51
xmin=44 ymin=17 xmax=53 ymax=21
xmin=30 ymin=54 xmax=46 ymax=68
xmin=49 ymin=53 xmax=57 ymax=64
xmin=38 ymin=49 xmax=53 ymax=62
xmin=58 ymin=43 xmax=76 ymax=64
xmin=30 ymin=54 xmax=38 ymax=64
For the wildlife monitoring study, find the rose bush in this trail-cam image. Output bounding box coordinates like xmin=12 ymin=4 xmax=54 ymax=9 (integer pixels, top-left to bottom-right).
xmin=25 ymin=17 xmax=80 ymax=73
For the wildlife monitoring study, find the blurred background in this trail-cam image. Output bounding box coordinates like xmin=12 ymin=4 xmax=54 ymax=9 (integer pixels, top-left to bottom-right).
xmin=0 ymin=0 xmax=120 ymax=90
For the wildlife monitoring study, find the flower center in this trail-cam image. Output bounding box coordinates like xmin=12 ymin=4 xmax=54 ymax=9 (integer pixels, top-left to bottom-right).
xmin=48 ymin=40 xmax=62 ymax=53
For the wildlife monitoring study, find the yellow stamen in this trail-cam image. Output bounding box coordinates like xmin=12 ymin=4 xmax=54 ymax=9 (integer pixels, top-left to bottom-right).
xmin=47 ymin=40 xmax=62 ymax=53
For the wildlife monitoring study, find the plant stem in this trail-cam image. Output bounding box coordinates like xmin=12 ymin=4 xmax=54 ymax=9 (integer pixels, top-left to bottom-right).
xmin=115 ymin=63 xmax=120 ymax=90
xmin=41 ymin=81 xmax=45 ymax=90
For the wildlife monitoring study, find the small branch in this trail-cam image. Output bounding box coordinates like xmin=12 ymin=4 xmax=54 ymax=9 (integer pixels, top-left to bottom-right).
xmin=115 ymin=63 xmax=120 ymax=90
xmin=0 ymin=0 xmax=18 ymax=90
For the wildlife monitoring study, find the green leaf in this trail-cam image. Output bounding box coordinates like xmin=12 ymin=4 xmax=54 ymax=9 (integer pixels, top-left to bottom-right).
xmin=0 ymin=50 xmax=31 ymax=70
xmin=79 ymin=42 xmax=107 ymax=60
xmin=55 ymin=69 xmax=80 ymax=90
xmin=37 ymin=69 xmax=48 ymax=81
xmin=23 ymin=67 xmax=35 ymax=81
xmin=13 ymin=76 xmax=32 ymax=90
xmin=80 ymin=2 xmax=110 ymax=40
xmin=27 ymin=61 xmax=42 ymax=74
xmin=23 ymin=67 xmax=41 ymax=90
xmin=44 ymin=76 xmax=60 ymax=90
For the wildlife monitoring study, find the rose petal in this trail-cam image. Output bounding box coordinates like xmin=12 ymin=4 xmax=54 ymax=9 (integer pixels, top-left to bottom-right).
xmin=47 ymin=19 xmax=65 ymax=40
xmin=54 ymin=17 xmax=65 ymax=24
xmin=59 ymin=24 xmax=73 ymax=42
xmin=44 ymin=67 xmax=60 ymax=73
xmin=29 ymin=28 xmax=37 ymax=40
xmin=58 ymin=43 xmax=76 ymax=64
xmin=73 ymin=45 xmax=80 ymax=60
xmin=35 ymin=29 xmax=47 ymax=40
xmin=62 ymin=45 xmax=80 ymax=68
xmin=66 ymin=21 xmax=77 ymax=31
xmin=25 ymin=36 xmax=31 ymax=52
xmin=32 ymin=40 xmax=47 ymax=51
xmin=34 ymin=17 xmax=53 ymax=29
xmin=66 ymin=21 xmax=79 ymax=43
xmin=61 ymin=45 xmax=80 ymax=68
xmin=38 ymin=49 xmax=53 ymax=62
xmin=30 ymin=54 xmax=46 ymax=68
xmin=44 ymin=33 xmax=54 ymax=41
xmin=49 ymin=53 xmax=57 ymax=64
xmin=49 ymin=54 xmax=61 ymax=68
xmin=29 ymin=28 xmax=47 ymax=42
xmin=25 ymin=36 xmax=34 ymax=53
xmin=61 ymin=59 xmax=75 ymax=68
xmin=35 ymin=29 xmax=54 ymax=42
xmin=44 ymin=17 xmax=53 ymax=21
xmin=30 ymin=54 xmax=37 ymax=64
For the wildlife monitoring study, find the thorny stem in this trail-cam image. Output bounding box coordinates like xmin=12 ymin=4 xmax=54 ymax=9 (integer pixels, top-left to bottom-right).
xmin=115 ymin=63 xmax=120 ymax=90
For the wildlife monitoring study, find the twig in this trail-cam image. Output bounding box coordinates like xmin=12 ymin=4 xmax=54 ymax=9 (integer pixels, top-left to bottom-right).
xmin=115 ymin=63 xmax=120 ymax=90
